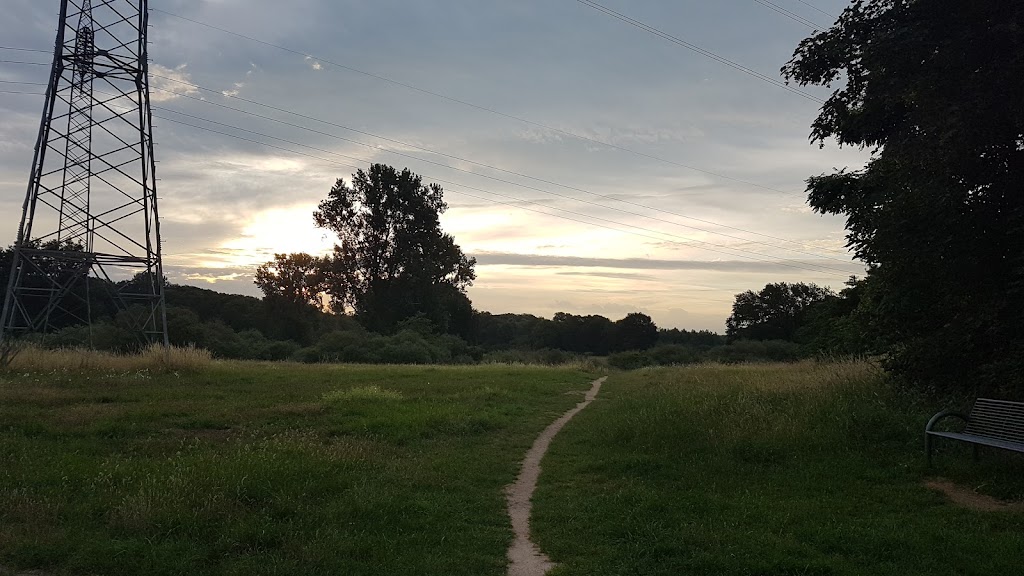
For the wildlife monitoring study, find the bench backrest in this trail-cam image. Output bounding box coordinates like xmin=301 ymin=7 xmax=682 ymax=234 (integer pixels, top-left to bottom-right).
xmin=964 ymin=398 xmax=1024 ymax=444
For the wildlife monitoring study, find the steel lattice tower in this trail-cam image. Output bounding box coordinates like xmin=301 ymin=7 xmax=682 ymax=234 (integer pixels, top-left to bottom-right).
xmin=1 ymin=0 xmax=168 ymax=346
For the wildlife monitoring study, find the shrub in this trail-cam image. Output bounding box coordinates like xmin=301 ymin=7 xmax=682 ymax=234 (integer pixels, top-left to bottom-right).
xmin=706 ymin=340 xmax=802 ymax=364
xmin=482 ymin=348 xmax=584 ymax=366
xmin=648 ymin=345 xmax=702 ymax=366
xmin=608 ymin=350 xmax=653 ymax=370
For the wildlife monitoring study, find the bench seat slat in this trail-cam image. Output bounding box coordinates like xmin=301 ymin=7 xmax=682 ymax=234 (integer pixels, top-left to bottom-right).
xmin=962 ymin=428 xmax=1024 ymax=440
xmin=963 ymin=424 xmax=1024 ymax=441
xmin=968 ymin=410 xmax=1024 ymax=421
xmin=927 ymin=431 xmax=1024 ymax=453
xmin=964 ymin=407 xmax=1024 ymax=443
xmin=965 ymin=419 xmax=1024 ymax=435
xmin=973 ymin=399 xmax=1024 ymax=407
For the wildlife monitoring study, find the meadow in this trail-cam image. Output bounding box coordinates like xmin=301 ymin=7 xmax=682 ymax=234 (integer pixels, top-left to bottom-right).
xmin=533 ymin=362 xmax=1024 ymax=575
xmin=1 ymin=353 xmax=1022 ymax=575
xmin=0 ymin=353 xmax=595 ymax=576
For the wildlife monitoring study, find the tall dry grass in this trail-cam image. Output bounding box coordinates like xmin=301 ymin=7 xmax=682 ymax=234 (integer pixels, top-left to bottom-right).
xmin=6 ymin=344 xmax=212 ymax=372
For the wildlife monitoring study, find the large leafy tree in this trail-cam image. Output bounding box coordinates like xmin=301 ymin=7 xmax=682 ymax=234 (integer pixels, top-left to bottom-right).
xmin=614 ymin=312 xmax=659 ymax=352
xmin=314 ymin=164 xmax=476 ymax=333
xmin=726 ymin=282 xmax=834 ymax=342
xmin=254 ymin=253 xmax=328 ymax=310
xmin=782 ymin=0 xmax=1024 ymax=392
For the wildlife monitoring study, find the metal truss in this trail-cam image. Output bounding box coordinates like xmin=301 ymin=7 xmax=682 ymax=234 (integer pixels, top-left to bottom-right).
xmin=1 ymin=0 xmax=168 ymax=346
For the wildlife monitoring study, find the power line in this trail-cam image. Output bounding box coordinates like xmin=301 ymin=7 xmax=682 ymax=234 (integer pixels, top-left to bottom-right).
xmin=143 ymin=78 xmax=851 ymax=262
xmin=574 ymin=0 xmax=825 ymax=104
xmin=144 ymin=72 xmax=847 ymax=257
xmin=751 ymin=0 xmax=827 ymax=30
xmin=152 ymin=110 xmax=859 ymax=279
xmin=1 ymin=52 xmax=852 ymax=265
xmin=794 ymin=0 xmax=838 ymax=20
xmin=2 ymin=54 xmax=850 ymax=261
xmin=0 ymin=59 xmax=49 ymax=66
xmin=0 ymin=90 xmax=43 ymax=95
xmin=0 ymin=47 xmax=49 ymax=54
xmin=156 ymin=101 xmax=854 ymax=269
xmin=149 ymin=8 xmax=808 ymax=195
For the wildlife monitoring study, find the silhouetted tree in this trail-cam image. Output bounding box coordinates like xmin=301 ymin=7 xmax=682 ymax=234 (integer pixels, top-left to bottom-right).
xmin=726 ymin=282 xmax=833 ymax=342
xmin=613 ymin=312 xmax=659 ymax=352
xmin=314 ymin=164 xmax=476 ymax=333
xmin=783 ymin=0 xmax=1024 ymax=392
xmin=255 ymin=253 xmax=328 ymax=310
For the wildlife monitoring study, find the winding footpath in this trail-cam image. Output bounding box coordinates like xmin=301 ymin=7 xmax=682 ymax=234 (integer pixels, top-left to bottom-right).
xmin=505 ymin=376 xmax=607 ymax=576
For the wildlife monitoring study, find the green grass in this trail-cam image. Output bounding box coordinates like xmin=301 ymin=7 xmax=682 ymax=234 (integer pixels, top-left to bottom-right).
xmin=4 ymin=359 xmax=1023 ymax=575
xmin=532 ymin=361 xmax=1024 ymax=575
xmin=0 ymin=362 xmax=596 ymax=576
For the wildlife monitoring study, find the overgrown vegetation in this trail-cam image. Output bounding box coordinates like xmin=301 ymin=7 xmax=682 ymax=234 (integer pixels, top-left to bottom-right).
xmin=533 ymin=362 xmax=1024 ymax=575
xmin=0 ymin=339 xmax=22 ymax=370
xmin=6 ymin=344 xmax=212 ymax=372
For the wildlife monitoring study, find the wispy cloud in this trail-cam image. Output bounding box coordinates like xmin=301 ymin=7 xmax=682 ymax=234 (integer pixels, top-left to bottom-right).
xmin=473 ymin=251 xmax=862 ymax=275
xmin=149 ymin=63 xmax=198 ymax=103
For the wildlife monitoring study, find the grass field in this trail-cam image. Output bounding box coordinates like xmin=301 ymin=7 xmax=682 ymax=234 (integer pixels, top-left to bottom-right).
xmin=0 ymin=360 xmax=595 ymax=576
xmin=2 ymin=357 xmax=1023 ymax=575
xmin=532 ymin=361 xmax=1024 ymax=575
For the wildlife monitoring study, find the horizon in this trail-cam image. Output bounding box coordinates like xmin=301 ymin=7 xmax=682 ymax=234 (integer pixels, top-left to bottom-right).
xmin=0 ymin=0 xmax=867 ymax=332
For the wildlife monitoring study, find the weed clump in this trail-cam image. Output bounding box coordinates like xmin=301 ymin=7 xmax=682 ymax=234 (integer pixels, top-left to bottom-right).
xmin=8 ymin=343 xmax=212 ymax=372
xmin=322 ymin=385 xmax=403 ymax=403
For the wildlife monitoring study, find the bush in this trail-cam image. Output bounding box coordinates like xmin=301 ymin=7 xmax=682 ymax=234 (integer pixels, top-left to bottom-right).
xmin=608 ymin=350 xmax=653 ymax=370
xmin=648 ymin=345 xmax=702 ymax=366
xmin=706 ymin=340 xmax=802 ymax=364
xmin=482 ymin=348 xmax=583 ymax=366
xmin=378 ymin=330 xmax=434 ymax=364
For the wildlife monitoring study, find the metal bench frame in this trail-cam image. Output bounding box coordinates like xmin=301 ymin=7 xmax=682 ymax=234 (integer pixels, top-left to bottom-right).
xmin=926 ymin=398 xmax=1024 ymax=466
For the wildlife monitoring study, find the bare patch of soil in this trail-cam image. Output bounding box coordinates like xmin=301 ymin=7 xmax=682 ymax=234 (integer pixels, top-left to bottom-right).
xmin=505 ymin=377 xmax=606 ymax=576
xmin=924 ymin=478 xmax=1024 ymax=512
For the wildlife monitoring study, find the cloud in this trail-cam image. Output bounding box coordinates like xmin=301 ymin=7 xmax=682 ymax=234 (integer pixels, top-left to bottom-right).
xmin=221 ymin=82 xmax=245 ymax=97
xmin=473 ymin=251 xmax=863 ymax=275
xmin=149 ymin=63 xmax=199 ymax=103
xmin=556 ymin=271 xmax=658 ymax=282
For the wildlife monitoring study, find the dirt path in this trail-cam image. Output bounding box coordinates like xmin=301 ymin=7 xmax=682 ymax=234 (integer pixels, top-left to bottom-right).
xmin=505 ymin=376 xmax=606 ymax=576
xmin=924 ymin=478 xmax=1024 ymax=512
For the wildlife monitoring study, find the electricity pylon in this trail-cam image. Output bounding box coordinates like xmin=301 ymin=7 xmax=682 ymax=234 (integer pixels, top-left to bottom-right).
xmin=0 ymin=0 xmax=168 ymax=346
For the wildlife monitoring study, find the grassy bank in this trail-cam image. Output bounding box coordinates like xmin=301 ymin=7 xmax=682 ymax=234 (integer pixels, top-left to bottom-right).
xmin=532 ymin=361 xmax=1024 ymax=575
xmin=0 ymin=361 xmax=595 ymax=576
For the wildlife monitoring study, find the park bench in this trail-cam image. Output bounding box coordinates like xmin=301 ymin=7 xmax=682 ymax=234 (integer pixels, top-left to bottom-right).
xmin=926 ymin=398 xmax=1024 ymax=466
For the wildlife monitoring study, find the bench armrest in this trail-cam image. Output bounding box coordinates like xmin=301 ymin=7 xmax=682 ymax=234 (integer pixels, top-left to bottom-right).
xmin=926 ymin=410 xmax=969 ymax=432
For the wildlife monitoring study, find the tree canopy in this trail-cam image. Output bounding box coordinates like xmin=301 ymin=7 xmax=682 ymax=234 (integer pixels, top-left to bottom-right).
xmin=313 ymin=164 xmax=476 ymax=333
xmin=726 ymin=282 xmax=833 ymax=342
xmin=255 ymin=253 xmax=328 ymax=310
xmin=782 ymin=0 xmax=1024 ymax=393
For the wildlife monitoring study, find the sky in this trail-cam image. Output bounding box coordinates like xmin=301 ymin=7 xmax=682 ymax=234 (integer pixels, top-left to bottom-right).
xmin=0 ymin=0 xmax=868 ymax=332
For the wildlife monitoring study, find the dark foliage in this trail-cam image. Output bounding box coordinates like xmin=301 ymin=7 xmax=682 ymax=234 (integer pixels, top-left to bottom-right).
xmin=783 ymin=0 xmax=1024 ymax=394
xmin=726 ymin=282 xmax=834 ymax=342
xmin=313 ymin=164 xmax=476 ymax=334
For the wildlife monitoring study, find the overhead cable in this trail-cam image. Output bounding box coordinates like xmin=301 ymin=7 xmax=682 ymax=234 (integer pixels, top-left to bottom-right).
xmin=574 ymin=0 xmax=825 ymax=104
xmin=147 ymin=9 xmax=814 ymax=193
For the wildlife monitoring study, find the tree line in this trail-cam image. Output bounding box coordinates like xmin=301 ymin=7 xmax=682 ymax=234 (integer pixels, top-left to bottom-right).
xmin=3 ymin=1 xmax=1021 ymax=396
